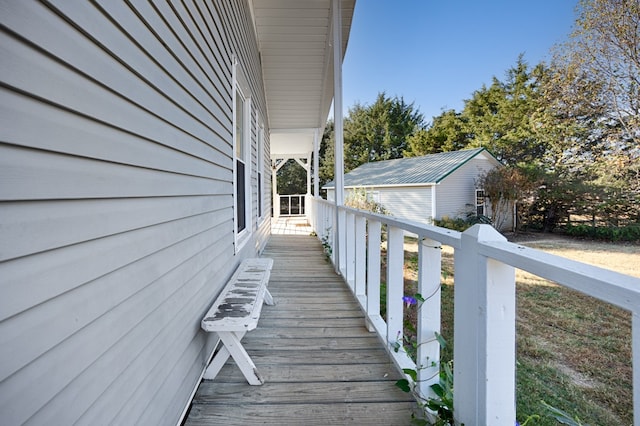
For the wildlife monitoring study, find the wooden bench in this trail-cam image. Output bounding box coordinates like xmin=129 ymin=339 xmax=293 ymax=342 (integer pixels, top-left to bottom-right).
xmin=201 ymin=258 xmax=274 ymax=385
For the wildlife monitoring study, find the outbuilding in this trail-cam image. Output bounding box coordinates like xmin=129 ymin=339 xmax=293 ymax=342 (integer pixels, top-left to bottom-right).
xmin=324 ymin=148 xmax=513 ymax=230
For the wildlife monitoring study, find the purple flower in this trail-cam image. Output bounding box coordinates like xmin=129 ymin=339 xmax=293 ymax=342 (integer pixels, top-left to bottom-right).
xmin=402 ymin=296 xmax=417 ymax=308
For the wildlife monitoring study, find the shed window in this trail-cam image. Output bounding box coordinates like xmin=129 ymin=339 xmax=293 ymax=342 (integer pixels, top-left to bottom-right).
xmin=366 ymin=191 xmax=381 ymax=203
xmin=475 ymin=189 xmax=485 ymax=216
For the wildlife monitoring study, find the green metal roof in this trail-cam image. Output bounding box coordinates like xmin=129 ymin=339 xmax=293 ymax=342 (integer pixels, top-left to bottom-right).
xmin=324 ymin=148 xmax=494 ymax=188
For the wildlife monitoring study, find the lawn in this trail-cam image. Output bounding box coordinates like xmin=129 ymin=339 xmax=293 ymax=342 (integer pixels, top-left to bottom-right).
xmin=401 ymin=234 xmax=638 ymax=425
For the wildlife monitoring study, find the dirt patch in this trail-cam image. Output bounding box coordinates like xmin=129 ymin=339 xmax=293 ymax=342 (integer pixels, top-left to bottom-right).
xmin=555 ymin=362 xmax=599 ymax=389
xmin=505 ymin=231 xmax=640 ymax=278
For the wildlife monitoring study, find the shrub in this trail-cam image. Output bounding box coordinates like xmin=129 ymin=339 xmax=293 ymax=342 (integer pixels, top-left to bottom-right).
xmin=345 ymin=187 xmax=390 ymax=215
xmin=434 ymin=214 xmax=491 ymax=232
xmin=434 ymin=216 xmax=469 ymax=232
xmin=565 ymin=223 xmax=640 ymax=241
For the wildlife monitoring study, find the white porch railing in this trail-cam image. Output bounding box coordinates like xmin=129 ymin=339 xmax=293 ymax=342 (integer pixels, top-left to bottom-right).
xmin=308 ymin=196 xmax=640 ymax=426
xmin=278 ymin=194 xmax=306 ymax=216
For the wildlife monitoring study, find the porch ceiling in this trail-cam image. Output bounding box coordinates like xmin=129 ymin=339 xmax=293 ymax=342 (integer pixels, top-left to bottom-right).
xmin=250 ymin=0 xmax=355 ymax=158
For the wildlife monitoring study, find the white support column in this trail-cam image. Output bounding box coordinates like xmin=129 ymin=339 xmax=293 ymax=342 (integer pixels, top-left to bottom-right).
xmin=272 ymin=160 xmax=279 ymax=220
xmin=332 ymin=0 xmax=344 ymax=275
xmin=386 ymin=226 xmax=405 ymax=347
xmin=306 ymin=153 xmax=312 ymax=195
xmin=273 ymin=158 xmax=290 ymax=219
xmin=453 ymin=224 xmax=516 ymax=425
xmin=416 ymin=237 xmax=442 ymax=400
xmin=313 ymin=129 xmax=320 ymax=197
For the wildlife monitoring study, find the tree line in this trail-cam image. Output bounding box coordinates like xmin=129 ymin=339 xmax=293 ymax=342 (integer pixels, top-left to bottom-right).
xmin=311 ymin=0 xmax=639 ymax=233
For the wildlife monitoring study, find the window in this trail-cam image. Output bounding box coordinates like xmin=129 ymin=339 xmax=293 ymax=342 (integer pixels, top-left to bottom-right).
xmin=475 ymin=189 xmax=485 ymax=216
xmin=233 ymin=58 xmax=251 ymax=250
xmin=366 ymin=190 xmax=381 ymax=203
xmin=257 ymin=123 xmax=264 ymax=221
xmin=235 ymin=89 xmax=247 ymax=233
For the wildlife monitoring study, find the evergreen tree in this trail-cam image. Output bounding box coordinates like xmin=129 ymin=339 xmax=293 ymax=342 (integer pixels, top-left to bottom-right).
xmin=404 ymin=110 xmax=469 ymax=157
xmin=463 ymin=56 xmax=548 ymax=165
xmin=319 ymin=93 xmax=426 ymax=185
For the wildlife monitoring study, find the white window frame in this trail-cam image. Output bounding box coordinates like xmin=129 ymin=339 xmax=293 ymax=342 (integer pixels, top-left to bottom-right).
xmin=366 ymin=190 xmax=381 ymax=204
xmin=475 ymin=188 xmax=486 ymax=217
xmin=233 ymin=57 xmax=252 ymax=253
xmin=257 ymin=120 xmax=266 ymax=224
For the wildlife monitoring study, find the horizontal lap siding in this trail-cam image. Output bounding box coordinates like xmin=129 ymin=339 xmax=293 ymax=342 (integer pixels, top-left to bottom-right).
xmin=0 ymin=1 xmax=268 ymax=425
xmin=435 ymin=158 xmax=495 ymax=219
xmin=378 ymin=187 xmax=433 ymax=225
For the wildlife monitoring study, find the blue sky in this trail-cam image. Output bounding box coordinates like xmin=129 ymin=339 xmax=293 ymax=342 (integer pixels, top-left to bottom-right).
xmin=342 ymin=0 xmax=578 ymax=123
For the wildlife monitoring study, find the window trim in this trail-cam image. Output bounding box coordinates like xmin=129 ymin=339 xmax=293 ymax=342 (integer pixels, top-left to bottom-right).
xmin=232 ymin=58 xmax=252 ymax=253
xmin=366 ymin=190 xmax=381 ymax=204
xmin=475 ymin=188 xmax=486 ymax=217
xmin=257 ymin=120 xmax=265 ymax=223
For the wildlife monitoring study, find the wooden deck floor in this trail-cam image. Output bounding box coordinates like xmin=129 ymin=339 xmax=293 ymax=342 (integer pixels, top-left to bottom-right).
xmin=185 ymin=235 xmax=416 ymax=425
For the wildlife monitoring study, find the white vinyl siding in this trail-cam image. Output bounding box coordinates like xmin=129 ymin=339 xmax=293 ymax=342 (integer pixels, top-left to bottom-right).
xmin=377 ymin=187 xmax=433 ymax=224
xmin=435 ymin=158 xmax=496 ymax=219
xmin=336 ymin=186 xmax=433 ymax=225
xmin=0 ymin=1 xmax=269 ymax=425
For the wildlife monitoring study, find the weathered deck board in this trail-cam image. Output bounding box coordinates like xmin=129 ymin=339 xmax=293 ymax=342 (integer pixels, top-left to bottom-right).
xmin=185 ymin=235 xmax=416 ymax=425
xmin=187 ymin=402 xmax=417 ymax=425
xmin=214 ymin=362 xmax=401 ymax=383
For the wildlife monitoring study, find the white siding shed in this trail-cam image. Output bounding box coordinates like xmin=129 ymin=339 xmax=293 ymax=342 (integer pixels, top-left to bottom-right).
xmin=324 ymin=148 xmax=513 ymax=230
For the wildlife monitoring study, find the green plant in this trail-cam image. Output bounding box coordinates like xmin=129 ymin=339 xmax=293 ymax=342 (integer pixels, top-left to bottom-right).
xmin=565 ymin=223 xmax=640 ymax=241
xmin=393 ymin=292 xmax=454 ymax=426
xmin=395 ymin=331 xmax=454 ymax=426
xmin=433 ymin=213 xmax=491 ymax=232
xmin=320 ymin=228 xmax=332 ymax=261
xmin=434 ymin=215 xmax=470 ymax=232
xmin=380 ymin=281 xmax=387 ymax=317
xmin=345 ymin=187 xmax=391 ymax=215
xmin=541 ymin=401 xmax=589 ymax=426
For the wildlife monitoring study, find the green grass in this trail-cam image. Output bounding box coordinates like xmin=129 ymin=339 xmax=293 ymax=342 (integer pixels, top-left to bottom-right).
xmin=399 ymin=236 xmax=634 ymax=425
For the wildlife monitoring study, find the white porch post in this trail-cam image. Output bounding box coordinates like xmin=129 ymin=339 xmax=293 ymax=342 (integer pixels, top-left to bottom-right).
xmin=272 ymin=159 xmax=279 ymax=220
xmin=332 ymin=0 xmax=345 ymax=275
xmin=306 ymin=153 xmax=312 ymax=195
xmin=453 ymin=224 xmax=516 ymax=425
xmin=313 ymin=129 xmax=319 ymax=197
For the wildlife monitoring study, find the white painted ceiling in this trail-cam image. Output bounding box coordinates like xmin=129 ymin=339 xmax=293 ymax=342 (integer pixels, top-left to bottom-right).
xmin=250 ymin=0 xmax=355 ymax=158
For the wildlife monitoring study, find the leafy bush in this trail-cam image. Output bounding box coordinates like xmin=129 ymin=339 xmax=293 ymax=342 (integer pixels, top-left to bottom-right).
xmin=434 ymin=214 xmax=491 ymax=232
xmin=345 ymin=187 xmax=391 ymax=215
xmin=565 ymin=223 xmax=640 ymax=241
xmin=434 ymin=216 xmax=470 ymax=232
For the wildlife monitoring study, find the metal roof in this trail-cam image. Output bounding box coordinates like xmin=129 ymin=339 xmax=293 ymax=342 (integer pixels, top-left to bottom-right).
xmin=251 ymin=0 xmax=356 ymax=158
xmin=324 ymin=148 xmax=495 ymax=188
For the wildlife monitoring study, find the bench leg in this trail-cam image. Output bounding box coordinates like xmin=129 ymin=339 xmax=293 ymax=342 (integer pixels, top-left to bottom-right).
xmin=203 ymin=330 xmax=248 ymax=381
xmin=205 ymin=331 xmax=264 ymax=385
xmin=263 ymin=289 xmax=275 ymax=306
